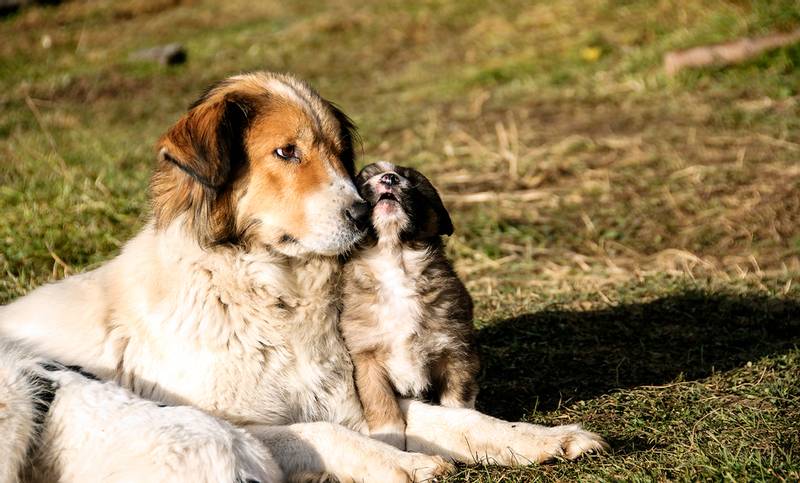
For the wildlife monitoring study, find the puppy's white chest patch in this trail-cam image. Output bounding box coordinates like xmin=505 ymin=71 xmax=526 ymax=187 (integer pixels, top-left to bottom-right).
xmin=364 ymin=247 xmax=430 ymax=396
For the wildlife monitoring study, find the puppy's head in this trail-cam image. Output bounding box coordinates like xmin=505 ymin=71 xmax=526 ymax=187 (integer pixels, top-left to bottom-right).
xmin=152 ymin=72 xmax=369 ymax=256
xmin=356 ymin=161 xmax=453 ymax=244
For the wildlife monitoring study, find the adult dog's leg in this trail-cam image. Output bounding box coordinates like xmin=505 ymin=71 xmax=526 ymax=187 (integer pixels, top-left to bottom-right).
xmin=0 ymin=342 xmax=42 ymax=483
xmin=31 ymin=365 xmax=283 ymax=483
xmin=0 ymin=269 xmax=119 ymax=377
xmin=247 ymin=422 xmax=454 ymax=483
xmin=401 ymin=399 xmax=608 ymax=465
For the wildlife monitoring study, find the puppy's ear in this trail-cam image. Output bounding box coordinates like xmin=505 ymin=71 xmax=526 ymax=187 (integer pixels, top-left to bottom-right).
xmin=151 ymin=93 xmax=252 ymax=245
xmin=406 ymin=168 xmax=454 ymax=238
xmin=430 ymin=197 xmax=454 ymax=236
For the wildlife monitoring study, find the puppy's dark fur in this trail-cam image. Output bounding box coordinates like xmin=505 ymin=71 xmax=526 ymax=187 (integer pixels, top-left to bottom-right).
xmin=341 ymin=161 xmax=479 ymax=449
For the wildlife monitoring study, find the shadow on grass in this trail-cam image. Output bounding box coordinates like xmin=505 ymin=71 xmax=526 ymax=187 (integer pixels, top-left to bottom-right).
xmin=476 ymin=290 xmax=800 ymax=421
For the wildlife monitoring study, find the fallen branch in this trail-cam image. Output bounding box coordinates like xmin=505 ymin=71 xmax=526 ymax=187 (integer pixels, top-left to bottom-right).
xmin=664 ymin=28 xmax=800 ymax=76
xmin=443 ymin=189 xmax=552 ymax=204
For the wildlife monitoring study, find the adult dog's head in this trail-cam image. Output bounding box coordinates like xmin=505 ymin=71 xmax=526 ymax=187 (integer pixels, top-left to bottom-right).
xmin=152 ymin=72 xmax=370 ymax=257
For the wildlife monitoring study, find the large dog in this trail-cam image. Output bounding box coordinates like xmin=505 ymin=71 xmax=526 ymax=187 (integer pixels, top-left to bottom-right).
xmin=0 ymin=72 xmax=606 ymax=482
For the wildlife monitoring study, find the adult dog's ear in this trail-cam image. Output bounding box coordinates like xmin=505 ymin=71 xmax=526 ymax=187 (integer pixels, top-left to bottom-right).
xmin=327 ymin=102 xmax=360 ymax=179
xmin=151 ymin=93 xmax=252 ymax=245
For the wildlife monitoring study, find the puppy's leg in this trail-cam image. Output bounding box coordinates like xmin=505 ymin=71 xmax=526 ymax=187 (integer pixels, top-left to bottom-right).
xmin=247 ymin=422 xmax=454 ymax=483
xmin=351 ymin=352 xmax=406 ymax=449
xmin=432 ymin=353 xmax=479 ymax=409
xmin=401 ymin=399 xmax=608 ymax=465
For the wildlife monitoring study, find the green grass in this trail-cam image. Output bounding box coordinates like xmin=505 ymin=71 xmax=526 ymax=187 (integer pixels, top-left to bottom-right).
xmin=2 ymin=0 xmax=799 ymax=480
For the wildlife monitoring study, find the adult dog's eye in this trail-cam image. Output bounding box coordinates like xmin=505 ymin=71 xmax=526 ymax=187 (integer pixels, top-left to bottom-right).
xmin=275 ymin=145 xmax=300 ymax=162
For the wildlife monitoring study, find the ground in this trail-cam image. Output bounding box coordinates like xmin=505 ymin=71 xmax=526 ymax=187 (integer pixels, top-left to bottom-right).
xmin=1 ymin=0 xmax=799 ymax=480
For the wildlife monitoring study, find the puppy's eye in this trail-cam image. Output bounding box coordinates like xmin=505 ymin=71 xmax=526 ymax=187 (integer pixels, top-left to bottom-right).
xmin=275 ymin=145 xmax=300 ymax=163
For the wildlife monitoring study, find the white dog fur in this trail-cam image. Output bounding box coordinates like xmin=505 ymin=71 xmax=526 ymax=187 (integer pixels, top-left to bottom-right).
xmin=0 ymin=72 xmax=606 ymax=482
xmin=0 ymin=340 xmax=282 ymax=483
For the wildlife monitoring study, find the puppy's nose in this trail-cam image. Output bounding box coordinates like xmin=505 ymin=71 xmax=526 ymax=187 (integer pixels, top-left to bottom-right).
xmin=379 ymin=173 xmax=399 ymax=186
xmin=345 ymin=200 xmax=371 ymax=231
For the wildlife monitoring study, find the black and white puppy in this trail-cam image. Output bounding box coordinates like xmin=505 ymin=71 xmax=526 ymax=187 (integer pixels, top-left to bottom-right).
xmin=340 ymin=161 xmax=479 ymax=450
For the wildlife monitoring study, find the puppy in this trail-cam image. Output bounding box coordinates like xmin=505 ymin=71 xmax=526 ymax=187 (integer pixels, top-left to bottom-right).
xmin=341 ymin=161 xmax=479 ymax=450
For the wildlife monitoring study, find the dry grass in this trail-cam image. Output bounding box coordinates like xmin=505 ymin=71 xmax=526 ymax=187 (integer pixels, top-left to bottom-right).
xmin=1 ymin=0 xmax=799 ymax=480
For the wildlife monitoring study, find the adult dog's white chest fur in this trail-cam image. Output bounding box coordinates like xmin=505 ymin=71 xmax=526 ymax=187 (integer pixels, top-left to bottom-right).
xmin=4 ymin=220 xmax=368 ymax=431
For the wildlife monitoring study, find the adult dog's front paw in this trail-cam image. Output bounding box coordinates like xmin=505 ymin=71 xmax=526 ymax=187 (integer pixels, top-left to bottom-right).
xmin=548 ymin=423 xmax=609 ymax=460
xmin=399 ymin=452 xmax=455 ymax=482
xmin=484 ymin=422 xmax=608 ymax=465
xmin=334 ymin=451 xmax=453 ymax=483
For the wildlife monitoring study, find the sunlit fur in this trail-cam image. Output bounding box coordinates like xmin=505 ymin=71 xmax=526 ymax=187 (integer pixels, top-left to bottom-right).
xmin=341 ymin=162 xmax=479 ymax=450
xmin=0 ymin=72 xmax=606 ymax=482
xmin=152 ymin=72 xmax=364 ymax=256
xmin=0 ymin=341 xmax=283 ymax=483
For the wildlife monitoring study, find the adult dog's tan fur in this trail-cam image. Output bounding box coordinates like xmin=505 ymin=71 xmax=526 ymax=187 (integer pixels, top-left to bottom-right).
xmin=0 ymin=72 xmax=606 ymax=482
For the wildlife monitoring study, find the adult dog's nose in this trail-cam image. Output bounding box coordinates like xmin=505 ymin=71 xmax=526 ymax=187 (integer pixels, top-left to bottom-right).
xmin=379 ymin=173 xmax=399 ymax=186
xmin=345 ymin=200 xmax=371 ymax=231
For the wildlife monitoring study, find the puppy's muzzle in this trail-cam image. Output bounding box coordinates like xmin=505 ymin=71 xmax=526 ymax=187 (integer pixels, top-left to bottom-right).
xmin=380 ymin=172 xmax=400 ymax=186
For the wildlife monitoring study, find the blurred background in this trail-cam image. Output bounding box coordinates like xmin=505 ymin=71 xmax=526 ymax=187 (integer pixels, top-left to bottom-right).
xmin=1 ymin=1 xmax=799 ymax=480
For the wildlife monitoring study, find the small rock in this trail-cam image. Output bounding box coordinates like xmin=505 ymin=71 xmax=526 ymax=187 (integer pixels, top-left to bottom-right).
xmin=129 ymin=43 xmax=187 ymax=66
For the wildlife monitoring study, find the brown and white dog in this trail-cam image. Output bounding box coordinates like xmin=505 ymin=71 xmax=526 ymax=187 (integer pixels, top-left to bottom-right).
xmin=0 ymin=72 xmax=606 ymax=483
xmin=342 ymin=162 xmax=480 ymax=450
